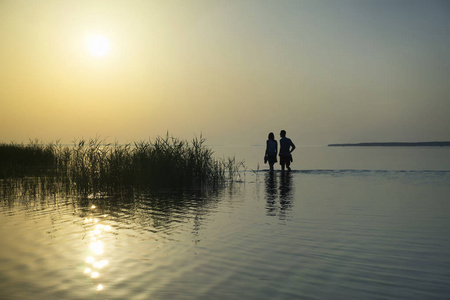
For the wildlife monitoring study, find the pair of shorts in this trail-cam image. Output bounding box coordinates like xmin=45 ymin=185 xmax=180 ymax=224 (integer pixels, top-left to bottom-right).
xmin=279 ymin=154 xmax=292 ymax=166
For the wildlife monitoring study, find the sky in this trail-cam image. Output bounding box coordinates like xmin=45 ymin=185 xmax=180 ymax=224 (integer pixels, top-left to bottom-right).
xmin=1 ymin=0 xmax=449 ymax=146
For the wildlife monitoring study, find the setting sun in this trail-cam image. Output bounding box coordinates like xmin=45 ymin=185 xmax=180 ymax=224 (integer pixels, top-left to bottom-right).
xmin=85 ymin=34 xmax=111 ymax=58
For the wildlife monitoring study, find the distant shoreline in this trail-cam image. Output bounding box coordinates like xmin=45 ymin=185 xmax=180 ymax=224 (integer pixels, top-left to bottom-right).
xmin=328 ymin=142 xmax=450 ymax=147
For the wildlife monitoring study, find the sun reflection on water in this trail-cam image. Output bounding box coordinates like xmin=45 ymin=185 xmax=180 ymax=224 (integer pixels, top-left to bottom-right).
xmin=83 ymin=205 xmax=112 ymax=292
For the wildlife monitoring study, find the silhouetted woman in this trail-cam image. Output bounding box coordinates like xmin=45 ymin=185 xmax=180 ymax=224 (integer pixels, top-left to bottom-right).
xmin=265 ymin=132 xmax=278 ymax=172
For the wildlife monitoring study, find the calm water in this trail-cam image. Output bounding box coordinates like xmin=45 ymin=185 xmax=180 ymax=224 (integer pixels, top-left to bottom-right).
xmin=1 ymin=147 xmax=450 ymax=299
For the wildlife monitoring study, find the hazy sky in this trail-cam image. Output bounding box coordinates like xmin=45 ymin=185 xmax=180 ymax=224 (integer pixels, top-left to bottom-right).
xmin=1 ymin=0 xmax=449 ymax=146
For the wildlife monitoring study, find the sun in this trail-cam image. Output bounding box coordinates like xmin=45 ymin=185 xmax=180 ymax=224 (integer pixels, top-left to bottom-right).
xmin=85 ymin=34 xmax=111 ymax=58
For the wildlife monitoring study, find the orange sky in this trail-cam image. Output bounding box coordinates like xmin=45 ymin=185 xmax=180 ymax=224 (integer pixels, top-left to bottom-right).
xmin=1 ymin=1 xmax=449 ymax=145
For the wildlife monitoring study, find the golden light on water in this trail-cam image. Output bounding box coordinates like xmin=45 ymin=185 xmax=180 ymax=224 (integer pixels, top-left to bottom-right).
xmin=94 ymin=260 xmax=109 ymax=269
xmin=90 ymin=240 xmax=104 ymax=255
xmin=82 ymin=205 xmax=113 ymax=292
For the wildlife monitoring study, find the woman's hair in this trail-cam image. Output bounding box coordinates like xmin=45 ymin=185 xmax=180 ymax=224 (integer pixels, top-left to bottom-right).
xmin=268 ymin=132 xmax=275 ymax=140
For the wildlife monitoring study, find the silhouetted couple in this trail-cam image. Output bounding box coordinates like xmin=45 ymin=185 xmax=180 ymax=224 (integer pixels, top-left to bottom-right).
xmin=265 ymin=130 xmax=296 ymax=172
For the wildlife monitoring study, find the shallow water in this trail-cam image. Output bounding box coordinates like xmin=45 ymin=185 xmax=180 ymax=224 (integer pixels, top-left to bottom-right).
xmin=1 ymin=147 xmax=450 ymax=299
xmin=212 ymin=145 xmax=450 ymax=171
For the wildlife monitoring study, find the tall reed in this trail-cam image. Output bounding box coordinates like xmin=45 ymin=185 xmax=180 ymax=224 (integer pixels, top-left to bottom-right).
xmin=0 ymin=140 xmax=56 ymax=178
xmin=1 ymin=135 xmax=244 ymax=197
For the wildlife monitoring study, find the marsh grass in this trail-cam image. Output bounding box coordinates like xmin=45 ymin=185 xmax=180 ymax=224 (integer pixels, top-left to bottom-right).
xmin=0 ymin=140 xmax=56 ymax=178
xmin=0 ymin=135 xmax=244 ymax=197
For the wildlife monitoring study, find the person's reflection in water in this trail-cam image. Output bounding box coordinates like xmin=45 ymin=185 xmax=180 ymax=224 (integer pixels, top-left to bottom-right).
xmin=278 ymin=171 xmax=293 ymax=220
xmin=264 ymin=171 xmax=294 ymax=219
xmin=264 ymin=171 xmax=278 ymax=216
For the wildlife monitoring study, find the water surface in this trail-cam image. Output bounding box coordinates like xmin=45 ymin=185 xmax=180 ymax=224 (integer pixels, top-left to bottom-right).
xmin=1 ymin=147 xmax=450 ymax=299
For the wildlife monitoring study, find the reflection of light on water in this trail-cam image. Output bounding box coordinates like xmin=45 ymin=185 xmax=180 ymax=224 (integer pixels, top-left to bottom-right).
xmin=94 ymin=260 xmax=108 ymax=268
xmin=90 ymin=240 xmax=104 ymax=255
xmin=83 ymin=206 xmax=112 ymax=292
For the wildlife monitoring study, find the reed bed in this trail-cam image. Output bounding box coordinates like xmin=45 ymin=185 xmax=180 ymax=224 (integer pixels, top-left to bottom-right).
xmin=0 ymin=140 xmax=56 ymax=178
xmin=0 ymin=135 xmax=244 ymax=197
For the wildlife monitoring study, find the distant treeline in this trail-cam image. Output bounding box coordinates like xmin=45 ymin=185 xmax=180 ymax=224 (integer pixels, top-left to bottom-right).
xmin=328 ymin=142 xmax=450 ymax=147
xmin=0 ymin=135 xmax=244 ymax=196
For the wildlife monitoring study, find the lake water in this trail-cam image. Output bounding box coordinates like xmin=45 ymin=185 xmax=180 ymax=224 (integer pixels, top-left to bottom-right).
xmin=1 ymin=146 xmax=450 ymax=299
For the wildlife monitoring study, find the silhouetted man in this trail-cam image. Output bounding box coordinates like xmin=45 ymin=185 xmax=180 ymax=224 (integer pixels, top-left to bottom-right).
xmin=279 ymin=130 xmax=295 ymax=171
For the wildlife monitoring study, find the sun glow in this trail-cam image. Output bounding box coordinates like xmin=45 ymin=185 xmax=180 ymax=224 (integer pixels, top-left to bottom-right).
xmin=85 ymin=34 xmax=111 ymax=58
